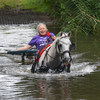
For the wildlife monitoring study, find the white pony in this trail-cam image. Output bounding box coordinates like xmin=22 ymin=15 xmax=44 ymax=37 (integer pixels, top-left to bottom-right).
xmin=31 ymin=32 xmax=75 ymax=73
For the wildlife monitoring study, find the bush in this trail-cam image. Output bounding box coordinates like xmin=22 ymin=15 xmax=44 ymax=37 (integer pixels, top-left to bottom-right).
xmin=43 ymin=0 xmax=100 ymax=35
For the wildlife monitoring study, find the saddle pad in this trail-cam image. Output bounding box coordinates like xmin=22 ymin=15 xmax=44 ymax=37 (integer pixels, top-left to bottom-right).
xmin=37 ymin=43 xmax=51 ymax=61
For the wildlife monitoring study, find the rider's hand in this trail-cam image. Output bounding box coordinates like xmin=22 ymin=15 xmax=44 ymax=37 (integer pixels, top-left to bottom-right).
xmin=46 ymin=31 xmax=51 ymax=37
xmin=51 ymin=36 xmax=56 ymax=40
xmin=46 ymin=31 xmax=56 ymax=41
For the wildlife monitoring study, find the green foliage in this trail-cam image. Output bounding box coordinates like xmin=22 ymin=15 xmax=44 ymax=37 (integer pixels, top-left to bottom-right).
xmin=43 ymin=0 xmax=61 ymax=18
xmin=0 ymin=0 xmax=21 ymax=8
xmin=21 ymin=0 xmax=49 ymax=12
xmin=0 ymin=0 xmax=48 ymax=12
xmin=0 ymin=0 xmax=100 ymax=35
xmin=43 ymin=0 xmax=100 ymax=35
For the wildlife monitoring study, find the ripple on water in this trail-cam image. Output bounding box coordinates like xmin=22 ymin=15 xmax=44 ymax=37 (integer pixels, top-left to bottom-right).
xmin=0 ymin=24 xmax=100 ymax=100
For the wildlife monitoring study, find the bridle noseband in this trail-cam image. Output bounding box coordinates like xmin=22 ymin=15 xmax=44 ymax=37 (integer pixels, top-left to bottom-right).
xmin=56 ymin=37 xmax=72 ymax=63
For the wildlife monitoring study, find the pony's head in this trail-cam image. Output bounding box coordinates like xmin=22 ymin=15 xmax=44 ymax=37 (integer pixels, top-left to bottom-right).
xmin=56 ymin=31 xmax=75 ymax=65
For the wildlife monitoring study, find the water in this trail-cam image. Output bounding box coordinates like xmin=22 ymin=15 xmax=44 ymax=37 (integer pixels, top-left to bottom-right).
xmin=0 ymin=24 xmax=100 ymax=100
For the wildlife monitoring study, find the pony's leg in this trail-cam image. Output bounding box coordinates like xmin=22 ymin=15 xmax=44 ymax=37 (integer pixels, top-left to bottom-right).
xmin=31 ymin=55 xmax=38 ymax=73
xmin=31 ymin=62 xmax=36 ymax=73
xmin=67 ymin=64 xmax=70 ymax=73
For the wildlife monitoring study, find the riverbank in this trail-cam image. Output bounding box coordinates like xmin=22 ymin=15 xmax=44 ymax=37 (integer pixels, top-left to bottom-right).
xmin=0 ymin=9 xmax=54 ymax=25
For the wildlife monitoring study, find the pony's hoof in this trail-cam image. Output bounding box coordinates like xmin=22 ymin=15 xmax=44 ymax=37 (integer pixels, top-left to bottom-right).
xmin=67 ymin=69 xmax=70 ymax=73
xmin=39 ymin=66 xmax=49 ymax=73
xmin=31 ymin=69 xmax=35 ymax=73
xmin=66 ymin=64 xmax=70 ymax=73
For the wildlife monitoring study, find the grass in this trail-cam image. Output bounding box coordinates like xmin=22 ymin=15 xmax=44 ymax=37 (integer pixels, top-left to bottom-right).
xmin=0 ymin=0 xmax=23 ymax=8
xmin=0 ymin=0 xmax=48 ymax=13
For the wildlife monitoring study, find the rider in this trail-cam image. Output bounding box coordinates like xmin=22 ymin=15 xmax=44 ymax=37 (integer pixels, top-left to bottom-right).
xmin=17 ymin=23 xmax=56 ymax=51
xmin=16 ymin=23 xmax=57 ymax=73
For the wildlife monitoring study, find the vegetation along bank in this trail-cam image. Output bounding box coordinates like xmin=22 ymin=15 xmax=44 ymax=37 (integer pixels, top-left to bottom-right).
xmin=0 ymin=0 xmax=100 ymax=36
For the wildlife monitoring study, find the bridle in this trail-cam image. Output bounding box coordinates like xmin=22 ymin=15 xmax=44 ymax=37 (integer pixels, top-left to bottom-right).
xmin=46 ymin=35 xmax=72 ymax=64
xmin=56 ymin=38 xmax=72 ymax=63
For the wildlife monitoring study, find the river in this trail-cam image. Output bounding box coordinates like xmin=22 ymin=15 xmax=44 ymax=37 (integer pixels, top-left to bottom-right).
xmin=0 ymin=23 xmax=100 ymax=100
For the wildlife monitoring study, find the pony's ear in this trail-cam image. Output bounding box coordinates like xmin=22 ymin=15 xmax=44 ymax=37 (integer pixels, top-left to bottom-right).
xmin=68 ymin=31 xmax=71 ymax=37
xmin=59 ymin=31 xmax=71 ymax=37
xmin=59 ymin=32 xmax=63 ymax=37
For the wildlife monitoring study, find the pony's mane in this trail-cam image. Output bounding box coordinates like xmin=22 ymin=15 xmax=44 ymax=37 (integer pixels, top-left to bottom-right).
xmin=51 ymin=32 xmax=71 ymax=48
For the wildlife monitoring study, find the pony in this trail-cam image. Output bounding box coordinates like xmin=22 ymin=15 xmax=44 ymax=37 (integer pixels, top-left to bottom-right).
xmin=31 ymin=32 xmax=75 ymax=73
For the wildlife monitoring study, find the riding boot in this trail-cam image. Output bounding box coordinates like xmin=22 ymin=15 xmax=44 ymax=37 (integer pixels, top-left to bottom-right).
xmin=67 ymin=64 xmax=70 ymax=73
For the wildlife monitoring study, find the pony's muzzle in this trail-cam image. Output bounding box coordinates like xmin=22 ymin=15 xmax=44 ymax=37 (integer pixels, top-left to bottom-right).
xmin=62 ymin=58 xmax=72 ymax=64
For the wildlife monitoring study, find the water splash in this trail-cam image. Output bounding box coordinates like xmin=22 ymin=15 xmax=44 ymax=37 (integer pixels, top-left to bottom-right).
xmin=0 ymin=24 xmax=98 ymax=79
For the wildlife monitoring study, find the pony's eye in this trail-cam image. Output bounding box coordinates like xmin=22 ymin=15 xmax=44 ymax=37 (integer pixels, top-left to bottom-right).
xmin=58 ymin=44 xmax=62 ymax=47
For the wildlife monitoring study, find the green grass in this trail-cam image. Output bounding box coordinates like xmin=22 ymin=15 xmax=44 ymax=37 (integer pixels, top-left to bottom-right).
xmin=0 ymin=0 xmax=23 ymax=8
xmin=0 ymin=0 xmax=48 ymax=13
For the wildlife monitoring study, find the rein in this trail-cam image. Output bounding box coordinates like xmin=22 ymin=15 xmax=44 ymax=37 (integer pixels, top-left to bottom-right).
xmin=46 ymin=37 xmax=72 ymax=64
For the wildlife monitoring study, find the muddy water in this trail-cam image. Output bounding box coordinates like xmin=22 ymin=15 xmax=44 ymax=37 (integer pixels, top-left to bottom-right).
xmin=0 ymin=24 xmax=100 ymax=100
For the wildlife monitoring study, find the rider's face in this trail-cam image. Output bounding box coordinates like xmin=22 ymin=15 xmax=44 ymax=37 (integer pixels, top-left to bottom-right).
xmin=39 ymin=25 xmax=46 ymax=35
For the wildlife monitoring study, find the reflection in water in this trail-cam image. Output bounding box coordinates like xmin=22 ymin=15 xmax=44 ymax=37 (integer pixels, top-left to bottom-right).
xmin=11 ymin=77 xmax=71 ymax=100
xmin=37 ymin=79 xmax=70 ymax=99
xmin=0 ymin=74 xmax=71 ymax=100
xmin=0 ymin=24 xmax=100 ymax=100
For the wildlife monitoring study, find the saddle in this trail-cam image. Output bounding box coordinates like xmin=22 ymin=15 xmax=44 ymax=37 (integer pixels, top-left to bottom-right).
xmin=37 ymin=43 xmax=51 ymax=61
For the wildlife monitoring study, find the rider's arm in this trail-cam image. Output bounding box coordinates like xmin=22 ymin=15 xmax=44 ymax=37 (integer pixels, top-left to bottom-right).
xmin=16 ymin=44 xmax=32 ymax=51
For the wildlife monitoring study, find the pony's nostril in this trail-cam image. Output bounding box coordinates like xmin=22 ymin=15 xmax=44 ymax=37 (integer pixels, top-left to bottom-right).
xmin=63 ymin=57 xmax=72 ymax=64
xmin=63 ymin=58 xmax=70 ymax=62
